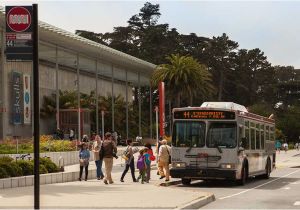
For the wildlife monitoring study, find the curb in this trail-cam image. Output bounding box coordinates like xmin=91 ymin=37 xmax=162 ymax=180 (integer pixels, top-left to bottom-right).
xmin=159 ymin=180 xmax=182 ymax=187
xmin=175 ymin=193 xmax=215 ymax=209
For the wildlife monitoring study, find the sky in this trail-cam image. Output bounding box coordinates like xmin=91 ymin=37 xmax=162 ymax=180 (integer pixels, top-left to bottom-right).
xmin=2 ymin=1 xmax=300 ymax=68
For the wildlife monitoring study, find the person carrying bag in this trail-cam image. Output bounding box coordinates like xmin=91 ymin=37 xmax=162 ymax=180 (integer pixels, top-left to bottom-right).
xmin=120 ymin=139 xmax=137 ymax=183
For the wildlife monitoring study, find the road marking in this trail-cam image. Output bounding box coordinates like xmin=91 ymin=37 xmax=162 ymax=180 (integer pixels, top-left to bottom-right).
xmin=282 ymin=187 xmax=290 ymax=190
xmin=219 ymin=168 xmax=300 ymax=200
xmin=294 ymin=201 xmax=300 ymax=206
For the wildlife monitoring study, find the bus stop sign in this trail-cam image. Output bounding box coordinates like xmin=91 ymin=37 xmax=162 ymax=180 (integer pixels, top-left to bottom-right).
xmin=5 ymin=6 xmax=33 ymax=61
xmin=6 ymin=6 xmax=32 ymax=32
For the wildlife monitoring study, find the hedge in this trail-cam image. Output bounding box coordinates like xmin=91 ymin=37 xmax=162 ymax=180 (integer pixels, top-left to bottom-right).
xmin=16 ymin=160 xmax=34 ymax=176
xmin=0 ymin=156 xmax=59 ymax=178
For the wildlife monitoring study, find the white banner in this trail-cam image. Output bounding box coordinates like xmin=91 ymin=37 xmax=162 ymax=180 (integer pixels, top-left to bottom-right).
xmin=23 ymin=74 xmax=31 ymax=124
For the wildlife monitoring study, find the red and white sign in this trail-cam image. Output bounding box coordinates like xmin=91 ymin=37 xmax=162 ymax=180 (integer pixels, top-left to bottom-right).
xmin=6 ymin=6 xmax=32 ymax=32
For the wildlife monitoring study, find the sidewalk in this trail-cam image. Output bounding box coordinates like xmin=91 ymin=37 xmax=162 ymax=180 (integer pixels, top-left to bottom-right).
xmin=275 ymin=149 xmax=300 ymax=168
xmin=0 ymin=166 xmax=214 ymax=209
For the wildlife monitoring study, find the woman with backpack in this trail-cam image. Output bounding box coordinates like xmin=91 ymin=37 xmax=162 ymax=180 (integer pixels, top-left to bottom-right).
xmin=120 ymin=139 xmax=137 ymax=182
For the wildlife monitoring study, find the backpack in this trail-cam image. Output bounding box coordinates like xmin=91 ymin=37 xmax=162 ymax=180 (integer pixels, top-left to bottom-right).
xmin=136 ymin=155 xmax=145 ymax=170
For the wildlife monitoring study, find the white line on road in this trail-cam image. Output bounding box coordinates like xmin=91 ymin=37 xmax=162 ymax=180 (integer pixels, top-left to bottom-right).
xmin=219 ymin=168 xmax=300 ymax=200
xmin=282 ymin=187 xmax=290 ymax=190
xmin=294 ymin=201 xmax=300 ymax=206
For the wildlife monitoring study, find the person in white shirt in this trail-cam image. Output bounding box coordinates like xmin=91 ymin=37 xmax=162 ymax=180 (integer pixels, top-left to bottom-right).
xmin=158 ymin=139 xmax=171 ymax=182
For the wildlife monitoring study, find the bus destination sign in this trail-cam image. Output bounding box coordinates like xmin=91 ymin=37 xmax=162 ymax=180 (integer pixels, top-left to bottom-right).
xmin=174 ymin=110 xmax=235 ymax=120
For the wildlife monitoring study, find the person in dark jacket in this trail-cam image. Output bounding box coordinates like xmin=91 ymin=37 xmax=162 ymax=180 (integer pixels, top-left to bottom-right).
xmin=102 ymin=132 xmax=117 ymax=184
xmin=120 ymin=139 xmax=137 ymax=182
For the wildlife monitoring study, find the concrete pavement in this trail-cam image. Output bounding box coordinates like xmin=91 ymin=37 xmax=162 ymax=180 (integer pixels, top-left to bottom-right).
xmin=0 ymin=169 xmax=213 ymax=209
xmin=0 ymin=148 xmax=215 ymax=209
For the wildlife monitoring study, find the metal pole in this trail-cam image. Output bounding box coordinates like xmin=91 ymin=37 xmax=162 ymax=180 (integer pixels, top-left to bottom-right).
xmin=138 ymin=72 xmax=141 ymax=137
xmin=32 ymin=4 xmax=40 ymax=209
xmin=169 ymin=100 xmax=172 ymax=135
xmin=95 ymin=60 xmax=99 ymax=135
xmin=125 ymin=71 xmax=128 ymax=139
xmin=150 ymin=86 xmax=152 ymax=139
xmin=111 ymin=65 xmax=114 ymax=132
xmin=77 ymin=54 xmax=80 ymax=141
xmin=55 ymin=46 xmax=59 ymax=129
xmin=101 ymin=111 xmax=104 ymax=140
xmin=0 ymin=29 xmax=5 ymax=141
xmin=156 ymin=107 xmax=159 ymax=144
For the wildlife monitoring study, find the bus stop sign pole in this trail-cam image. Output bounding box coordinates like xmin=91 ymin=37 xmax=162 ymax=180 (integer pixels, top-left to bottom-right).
xmin=33 ymin=4 xmax=40 ymax=210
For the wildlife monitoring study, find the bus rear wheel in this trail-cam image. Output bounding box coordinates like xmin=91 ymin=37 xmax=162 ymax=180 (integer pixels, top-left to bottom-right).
xmin=262 ymin=159 xmax=271 ymax=179
xmin=182 ymin=178 xmax=191 ymax=185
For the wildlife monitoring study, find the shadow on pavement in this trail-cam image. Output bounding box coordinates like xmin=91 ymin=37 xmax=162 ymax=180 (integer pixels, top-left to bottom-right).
xmin=175 ymin=176 xmax=300 ymax=190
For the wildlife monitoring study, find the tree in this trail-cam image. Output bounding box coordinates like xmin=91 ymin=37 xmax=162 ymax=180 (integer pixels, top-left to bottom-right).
xmin=201 ymin=33 xmax=238 ymax=101
xmin=151 ymin=54 xmax=215 ymax=107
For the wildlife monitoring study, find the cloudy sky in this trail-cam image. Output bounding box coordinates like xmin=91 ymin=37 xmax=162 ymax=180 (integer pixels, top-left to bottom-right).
xmin=2 ymin=1 xmax=300 ymax=68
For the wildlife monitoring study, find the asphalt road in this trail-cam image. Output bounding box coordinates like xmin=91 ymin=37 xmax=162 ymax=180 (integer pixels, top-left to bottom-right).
xmin=170 ymin=150 xmax=300 ymax=209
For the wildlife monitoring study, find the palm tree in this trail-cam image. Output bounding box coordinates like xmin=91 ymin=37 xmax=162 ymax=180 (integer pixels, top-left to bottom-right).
xmin=151 ymin=54 xmax=215 ymax=107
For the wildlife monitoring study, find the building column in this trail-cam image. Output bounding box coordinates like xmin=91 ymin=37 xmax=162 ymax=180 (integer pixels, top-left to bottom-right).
xmin=125 ymin=70 xmax=128 ymax=139
xmin=138 ymin=72 xmax=141 ymax=137
xmin=76 ymin=54 xmax=81 ymax=140
xmin=95 ymin=60 xmax=99 ymax=134
xmin=111 ymin=65 xmax=114 ymax=132
xmin=55 ymin=46 xmax=59 ymax=130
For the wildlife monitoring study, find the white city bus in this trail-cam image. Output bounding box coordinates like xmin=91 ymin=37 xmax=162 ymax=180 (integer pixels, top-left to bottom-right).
xmin=170 ymin=102 xmax=275 ymax=185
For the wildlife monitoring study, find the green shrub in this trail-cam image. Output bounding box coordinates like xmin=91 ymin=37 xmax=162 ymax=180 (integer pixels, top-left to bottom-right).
xmin=40 ymin=157 xmax=58 ymax=173
xmin=16 ymin=160 xmax=34 ymax=176
xmin=0 ymin=167 xmax=9 ymax=178
xmin=0 ymin=156 xmax=14 ymax=163
xmin=0 ymin=162 xmax=22 ymax=177
xmin=288 ymin=143 xmax=294 ymax=150
xmin=39 ymin=164 xmax=48 ymax=174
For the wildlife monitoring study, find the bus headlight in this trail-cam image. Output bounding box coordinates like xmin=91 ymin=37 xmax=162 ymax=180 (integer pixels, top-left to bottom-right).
xmin=172 ymin=162 xmax=186 ymax=168
xmin=220 ymin=163 xmax=235 ymax=169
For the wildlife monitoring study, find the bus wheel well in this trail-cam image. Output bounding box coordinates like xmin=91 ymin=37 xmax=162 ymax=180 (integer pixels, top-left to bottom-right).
xmin=243 ymin=159 xmax=249 ymax=178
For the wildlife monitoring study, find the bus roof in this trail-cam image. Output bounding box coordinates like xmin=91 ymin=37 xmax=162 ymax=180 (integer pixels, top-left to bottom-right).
xmin=200 ymin=102 xmax=248 ymax=112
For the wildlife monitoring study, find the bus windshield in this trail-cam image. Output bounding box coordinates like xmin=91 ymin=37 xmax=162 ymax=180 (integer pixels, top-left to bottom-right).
xmin=207 ymin=122 xmax=237 ymax=148
xmin=172 ymin=121 xmax=205 ymax=147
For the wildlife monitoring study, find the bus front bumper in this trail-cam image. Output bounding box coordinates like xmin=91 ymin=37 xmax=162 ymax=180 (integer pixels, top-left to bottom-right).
xmin=170 ymin=168 xmax=237 ymax=180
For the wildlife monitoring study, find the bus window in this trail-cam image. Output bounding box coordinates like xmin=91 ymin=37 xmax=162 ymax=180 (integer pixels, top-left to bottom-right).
xmin=172 ymin=121 xmax=205 ymax=147
xmin=250 ymin=128 xmax=255 ymax=150
xmin=266 ymin=126 xmax=269 ymax=141
xmin=245 ymin=128 xmax=250 ymax=149
xmin=256 ymin=128 xmax=260 ymax=150
xmin=261 ymin=130 xmax=265 ymax=149
xmin=245 ymin=121 xmax=249 ymax=128
xmin=270 ymin=126 xmax=275 ymax=141
xmin=207 ymin=122 xmax=237 ymax=148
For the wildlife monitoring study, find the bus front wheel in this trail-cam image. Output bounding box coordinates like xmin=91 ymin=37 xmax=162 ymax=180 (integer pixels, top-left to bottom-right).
xmin=237 ymin=166 xmax=247 ymax=185
xmin=182 ymin=178 xmax=191 ymax=185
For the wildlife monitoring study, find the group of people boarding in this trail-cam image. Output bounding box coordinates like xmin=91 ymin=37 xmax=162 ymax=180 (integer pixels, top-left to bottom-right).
xmin=78 ymin=133 xmax=171 ymax=184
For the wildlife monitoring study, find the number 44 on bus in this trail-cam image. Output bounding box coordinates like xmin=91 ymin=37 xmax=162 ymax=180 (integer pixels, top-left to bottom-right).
xmin=170 ymin=102 xmax=275 ymax=185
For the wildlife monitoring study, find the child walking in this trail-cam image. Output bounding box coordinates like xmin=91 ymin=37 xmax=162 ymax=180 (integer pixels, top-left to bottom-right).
xmin=136 ymin=149 xmax=147 ymax=184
